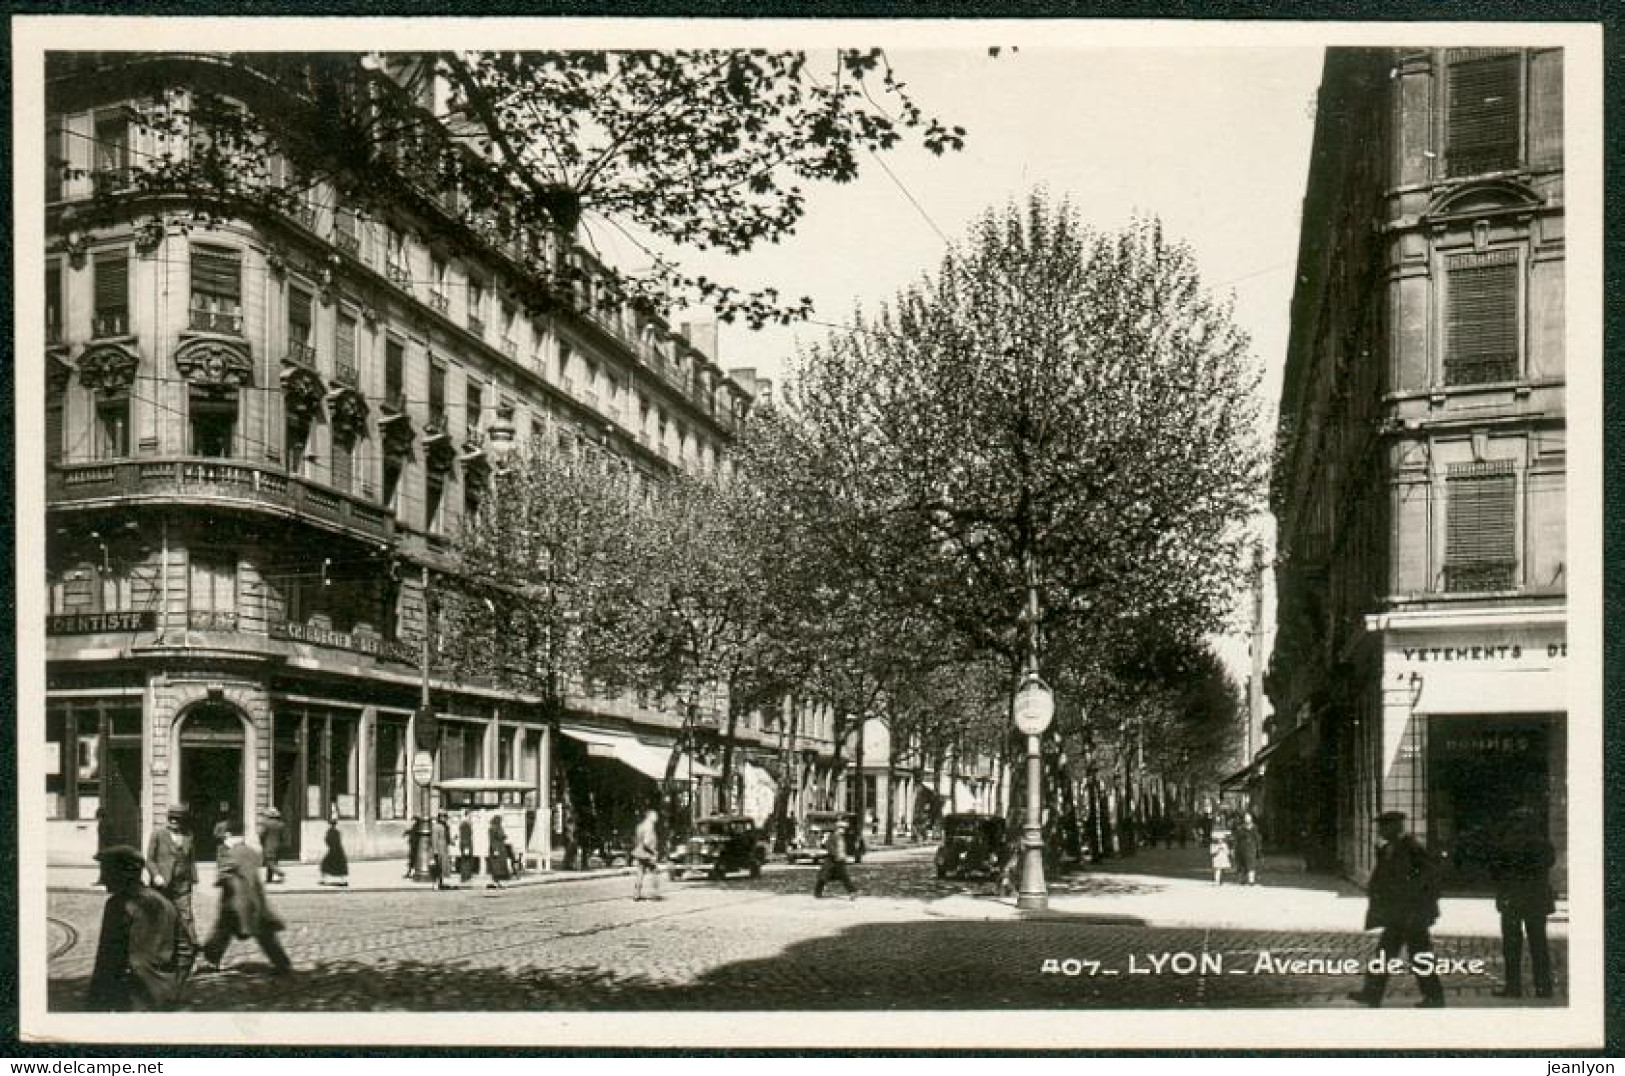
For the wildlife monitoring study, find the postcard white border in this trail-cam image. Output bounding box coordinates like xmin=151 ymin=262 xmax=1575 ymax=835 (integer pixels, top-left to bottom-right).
xmin=12 ymin=14 xmax=1605 ymax=1050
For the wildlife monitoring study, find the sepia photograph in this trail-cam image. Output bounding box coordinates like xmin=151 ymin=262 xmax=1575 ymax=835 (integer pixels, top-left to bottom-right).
xmin=12 ymin=16 xmax=1604 ymax=1051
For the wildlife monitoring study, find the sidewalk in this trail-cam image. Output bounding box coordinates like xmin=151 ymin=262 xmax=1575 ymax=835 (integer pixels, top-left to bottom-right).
xmin=49 ymin=855 xmax=633 ymax=895
xmin=925 ymin=845 xmax=1569 ymax=939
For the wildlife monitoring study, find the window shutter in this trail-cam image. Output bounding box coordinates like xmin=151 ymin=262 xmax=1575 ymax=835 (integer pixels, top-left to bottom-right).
xmin=330 ymin=436 xmax=352 ymax=494
xmin=1445 ymin=251 xmax=1518 ymax=385
xmin=191 ymin=246 xmax=242 ymax=300
xmin=336 ymin=313 xmax=357 ymax=369
xmin=289 ymin=287 xmax=313 ymax=331
xmin=94 ymin=254 xmax=128 ymax=316
xmin=1447 ymin=51 xmax=1521 ymax=177
xmin=1445 ymin=461 xmax=1516 ymax=591
xmin=46 ymin=397 xmax=64 ymax=468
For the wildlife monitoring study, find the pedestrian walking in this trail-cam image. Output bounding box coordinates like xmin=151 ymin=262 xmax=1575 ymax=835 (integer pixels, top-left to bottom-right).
xmin=1232 ymin=812 xmax=1262 ymax=886
xmin=458 ymin=811 xmax=476 ymax=884
xmin=257 ymin=807 xmax=286 ymax=884
xmin=1489 ymin=807 xmax=1556 ymax=998
xmin=1208 ymin=827 xmax=1233 ymax=885
xmin=430 ymin=811 xmax=452 ymax=889
xmin=404 ymin=815 xmax=423 ymax=879
xmin=815 ymin=818 xmax=858 ymax=900
xmin=145 ymin=804 xmax=199 ymax=974
xmin=211 ymin=801 xmax=233 ymax=858
xmin=631 ymin=809 xmax=663 ymax=901
xmin=1348 ymin=810 xmax=1445 ymax=1008
xmin=319 ymin=811 xmax=349 ymax=887
xmin=486 ymin=813 xmax=512 ymax=889
xmin=86 ymin=845 xmax=189 ymax=1011
xmin=200 ymin=831 xmax=292 ymax=976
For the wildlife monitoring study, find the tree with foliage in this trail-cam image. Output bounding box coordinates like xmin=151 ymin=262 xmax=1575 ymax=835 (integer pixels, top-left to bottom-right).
xmin=791 ymin=193 xmax=1266 ymax=681
xmin=80 ymin=49 xmax=966 ymax=326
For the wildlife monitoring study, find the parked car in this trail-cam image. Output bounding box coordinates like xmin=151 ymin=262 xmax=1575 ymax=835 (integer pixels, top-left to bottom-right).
xmin=670 ymin=815 xmax=768 ymax=880
xmin=787 ymin=811 xmax=866 ymax=864
xmin=935 ymin=812 xmax=1009 ymax=880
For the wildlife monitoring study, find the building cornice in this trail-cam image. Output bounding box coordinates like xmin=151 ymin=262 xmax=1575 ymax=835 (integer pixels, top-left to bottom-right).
xmin=1363 ymin=605 xmax=1567 ymax=635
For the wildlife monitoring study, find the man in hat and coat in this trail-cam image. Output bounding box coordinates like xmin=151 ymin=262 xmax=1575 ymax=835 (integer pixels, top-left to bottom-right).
xmin=1489 ymin=807 xmax=1557 ymax=998
xmin=86 ymin=845 xmax=189 ymax=1011
xmin=201 ymin=830 xmax=292 ymax=974
xmin=814 ymin=817 xmax=858 ymax=900
xmin=145 ymin=804 xmax=199 ymax=972
xmin=257 ymin=807 xmax=286 ymax=884
xmin=1349 ymin=810 xmax=1445 ymax=1008
xmin=430 ymin=811 xmax=452 ymax=889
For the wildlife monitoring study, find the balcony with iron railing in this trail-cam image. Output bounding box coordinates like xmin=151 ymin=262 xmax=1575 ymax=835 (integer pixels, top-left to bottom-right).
xmin=285 ymin=340 xmax=318 ymax=368
xmin=187 ymin=610 xmax=240 ymax=632
xmin=1443 ymin=559 xmax=1518 ymax=594
xmin=386 ymin=260 xmax=413 ymax=292
xmin=429 ymin=291 xmax=450 ymax=314
xmin=333 ymin=229 xmax=361 ymax=257
xmin=502 ymin=338 xmax=518 ymax=359
xmin=49 ymin=456 xmax=396 ymax=541
xmin=332 ymin=363 xmax=360 ymax=389
xmin=467 ymin=313 xmax=486 ymax=337
xmin=189 ymin=308 xmax=244 ymax=335
xmin=91 ymin=312 xmax=130 ymax=339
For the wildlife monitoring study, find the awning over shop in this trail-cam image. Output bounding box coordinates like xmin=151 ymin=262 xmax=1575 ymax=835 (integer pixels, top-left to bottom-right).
xmin=1412 ymin=668 xmax=1566 ymax=715
xmin=559 ymin=726 xmax=722 ymax=781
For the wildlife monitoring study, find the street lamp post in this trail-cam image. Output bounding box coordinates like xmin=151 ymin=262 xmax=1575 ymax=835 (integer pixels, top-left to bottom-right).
xmin=1011 ymin=548 xmax=1054 ymax=911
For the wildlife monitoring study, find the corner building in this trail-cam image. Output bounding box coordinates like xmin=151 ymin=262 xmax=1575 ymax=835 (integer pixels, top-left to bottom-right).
xmin=1266 ymin=48 xmax=1566 ymax=891
xmin=42 ymin=52 xmax=766 ymax=865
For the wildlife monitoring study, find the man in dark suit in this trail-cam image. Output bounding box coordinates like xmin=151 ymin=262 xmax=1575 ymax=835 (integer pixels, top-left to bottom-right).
xmin=86 ymin=846 xmax=188 ymax=1011
xmin=145 ymin=804 xmax=198 ymax=973
xmin=1348 ymin=811 xmax=1444 ymax=1007
xmin=201 ymin=830 xmax=292 ymax=975
xmin=1490 ymin=807 xmax=1556 ymax=998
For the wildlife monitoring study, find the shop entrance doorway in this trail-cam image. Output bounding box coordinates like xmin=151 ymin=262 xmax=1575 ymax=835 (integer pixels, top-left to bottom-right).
xmin=1427 ymin=714 xmax=1561 ymax=890
xmin=179 ymin=704 xmax=246 ymax=861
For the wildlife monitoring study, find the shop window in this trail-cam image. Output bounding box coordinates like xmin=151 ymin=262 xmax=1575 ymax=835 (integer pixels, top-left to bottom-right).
xmin=284 ymin=708 xmax=361 ymax=821
xmin=46 ymin=700 xmax=142 ymax=830
xmin=92 ymin=251 xmax=130 ymax=338
xmin=374 ymin=718 xmax=408 ymax=821
xmin=189 ymin=245 xmax=243 ymax=334
xmin=1445 ymin=460 xmax=1517 ymax=592
xmin=1446 ymin=51 xmax=1522 ymax=178
xmin=189 ymin=390 xmax=237 ymax=458
xmin=1444 ymin=250 xmax=1519 ymax=386
xmin=96 ymin=396 xmax=129 ymax=459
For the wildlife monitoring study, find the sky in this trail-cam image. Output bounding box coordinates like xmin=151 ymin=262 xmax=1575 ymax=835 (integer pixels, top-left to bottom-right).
xmin=591 ymin=45 xmax=1326 ymax=698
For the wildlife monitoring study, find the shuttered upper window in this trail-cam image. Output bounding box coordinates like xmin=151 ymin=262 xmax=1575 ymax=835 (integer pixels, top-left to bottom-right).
xmin=92 ymin=252 xmax=129 ymax=338
xmin=384 ymin=338 xmax=405 ymax=409
xmin=1446 ymin=51 xmax=1522 ymax=178
xmin=190 ymin=245 xmax=243 ymax=333
xmin=1445 ymin=250 xmax=1519 ymax=386
xmin=335 ymin=311 xmax=357 ymax=376
xmin=287 ymin=286 xmax=315 ymax=363
xmin=1445 ymin=460 xmax=1516 ymax=592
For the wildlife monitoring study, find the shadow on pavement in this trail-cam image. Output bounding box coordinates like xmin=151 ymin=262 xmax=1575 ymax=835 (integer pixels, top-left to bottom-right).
xmin=47 ymin=917 xmax=1562 ymax=1013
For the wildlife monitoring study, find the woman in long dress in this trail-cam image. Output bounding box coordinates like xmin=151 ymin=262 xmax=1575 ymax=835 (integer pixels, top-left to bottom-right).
xmin=486 ymin=814 xmax=511 ymax=889
xmin=319 ymin=812 xmax=349 ymax=886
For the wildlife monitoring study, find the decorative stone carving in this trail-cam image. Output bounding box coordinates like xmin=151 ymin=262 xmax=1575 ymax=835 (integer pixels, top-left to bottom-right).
xmin=360 ymin=300 xmax=380 ymax=326
xmin=280 ymin=360 xmax=327 ymax=423
xmin=77 ymin=340 xmax=141 ymax=394
xmin=265 ymin=243 xmax=288 ymax=277
xmin=423 ymin=427 xmax=458 ymax=475
xmin=133 ymin=216 xmax=167 ymax=256
xmin=378 ymin=409 xmax=416 ymax=458
xmin=1423 ymin=178 xmax=1542 ymax=226
xmin=47 ymin=347 xmax=76 ymax=395
xmin=174 ymin=333 xmax=254 ymax=392
xmin=326 ymin=382 xmax=370 ymax=444
xmin=461 ymin=448 xmax=491 ymax=491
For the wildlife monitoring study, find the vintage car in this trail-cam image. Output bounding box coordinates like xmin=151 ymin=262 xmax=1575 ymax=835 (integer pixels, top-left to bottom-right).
xmin=786 ymin=811 xmax=866 ymax=865
xmin=670 ymin=815 xmax=768 ymax=880
xmin=935 ymin=812 xmax=1009 ymax=879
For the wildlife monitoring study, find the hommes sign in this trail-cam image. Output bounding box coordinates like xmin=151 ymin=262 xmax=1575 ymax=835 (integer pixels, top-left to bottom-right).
xmin=269 ymin=619 xmax=418 ymax=666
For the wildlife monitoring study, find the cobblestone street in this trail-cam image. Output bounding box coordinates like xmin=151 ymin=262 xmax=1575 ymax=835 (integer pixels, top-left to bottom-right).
xmin=47 ymin=848 xmax=1567 ymax=1012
